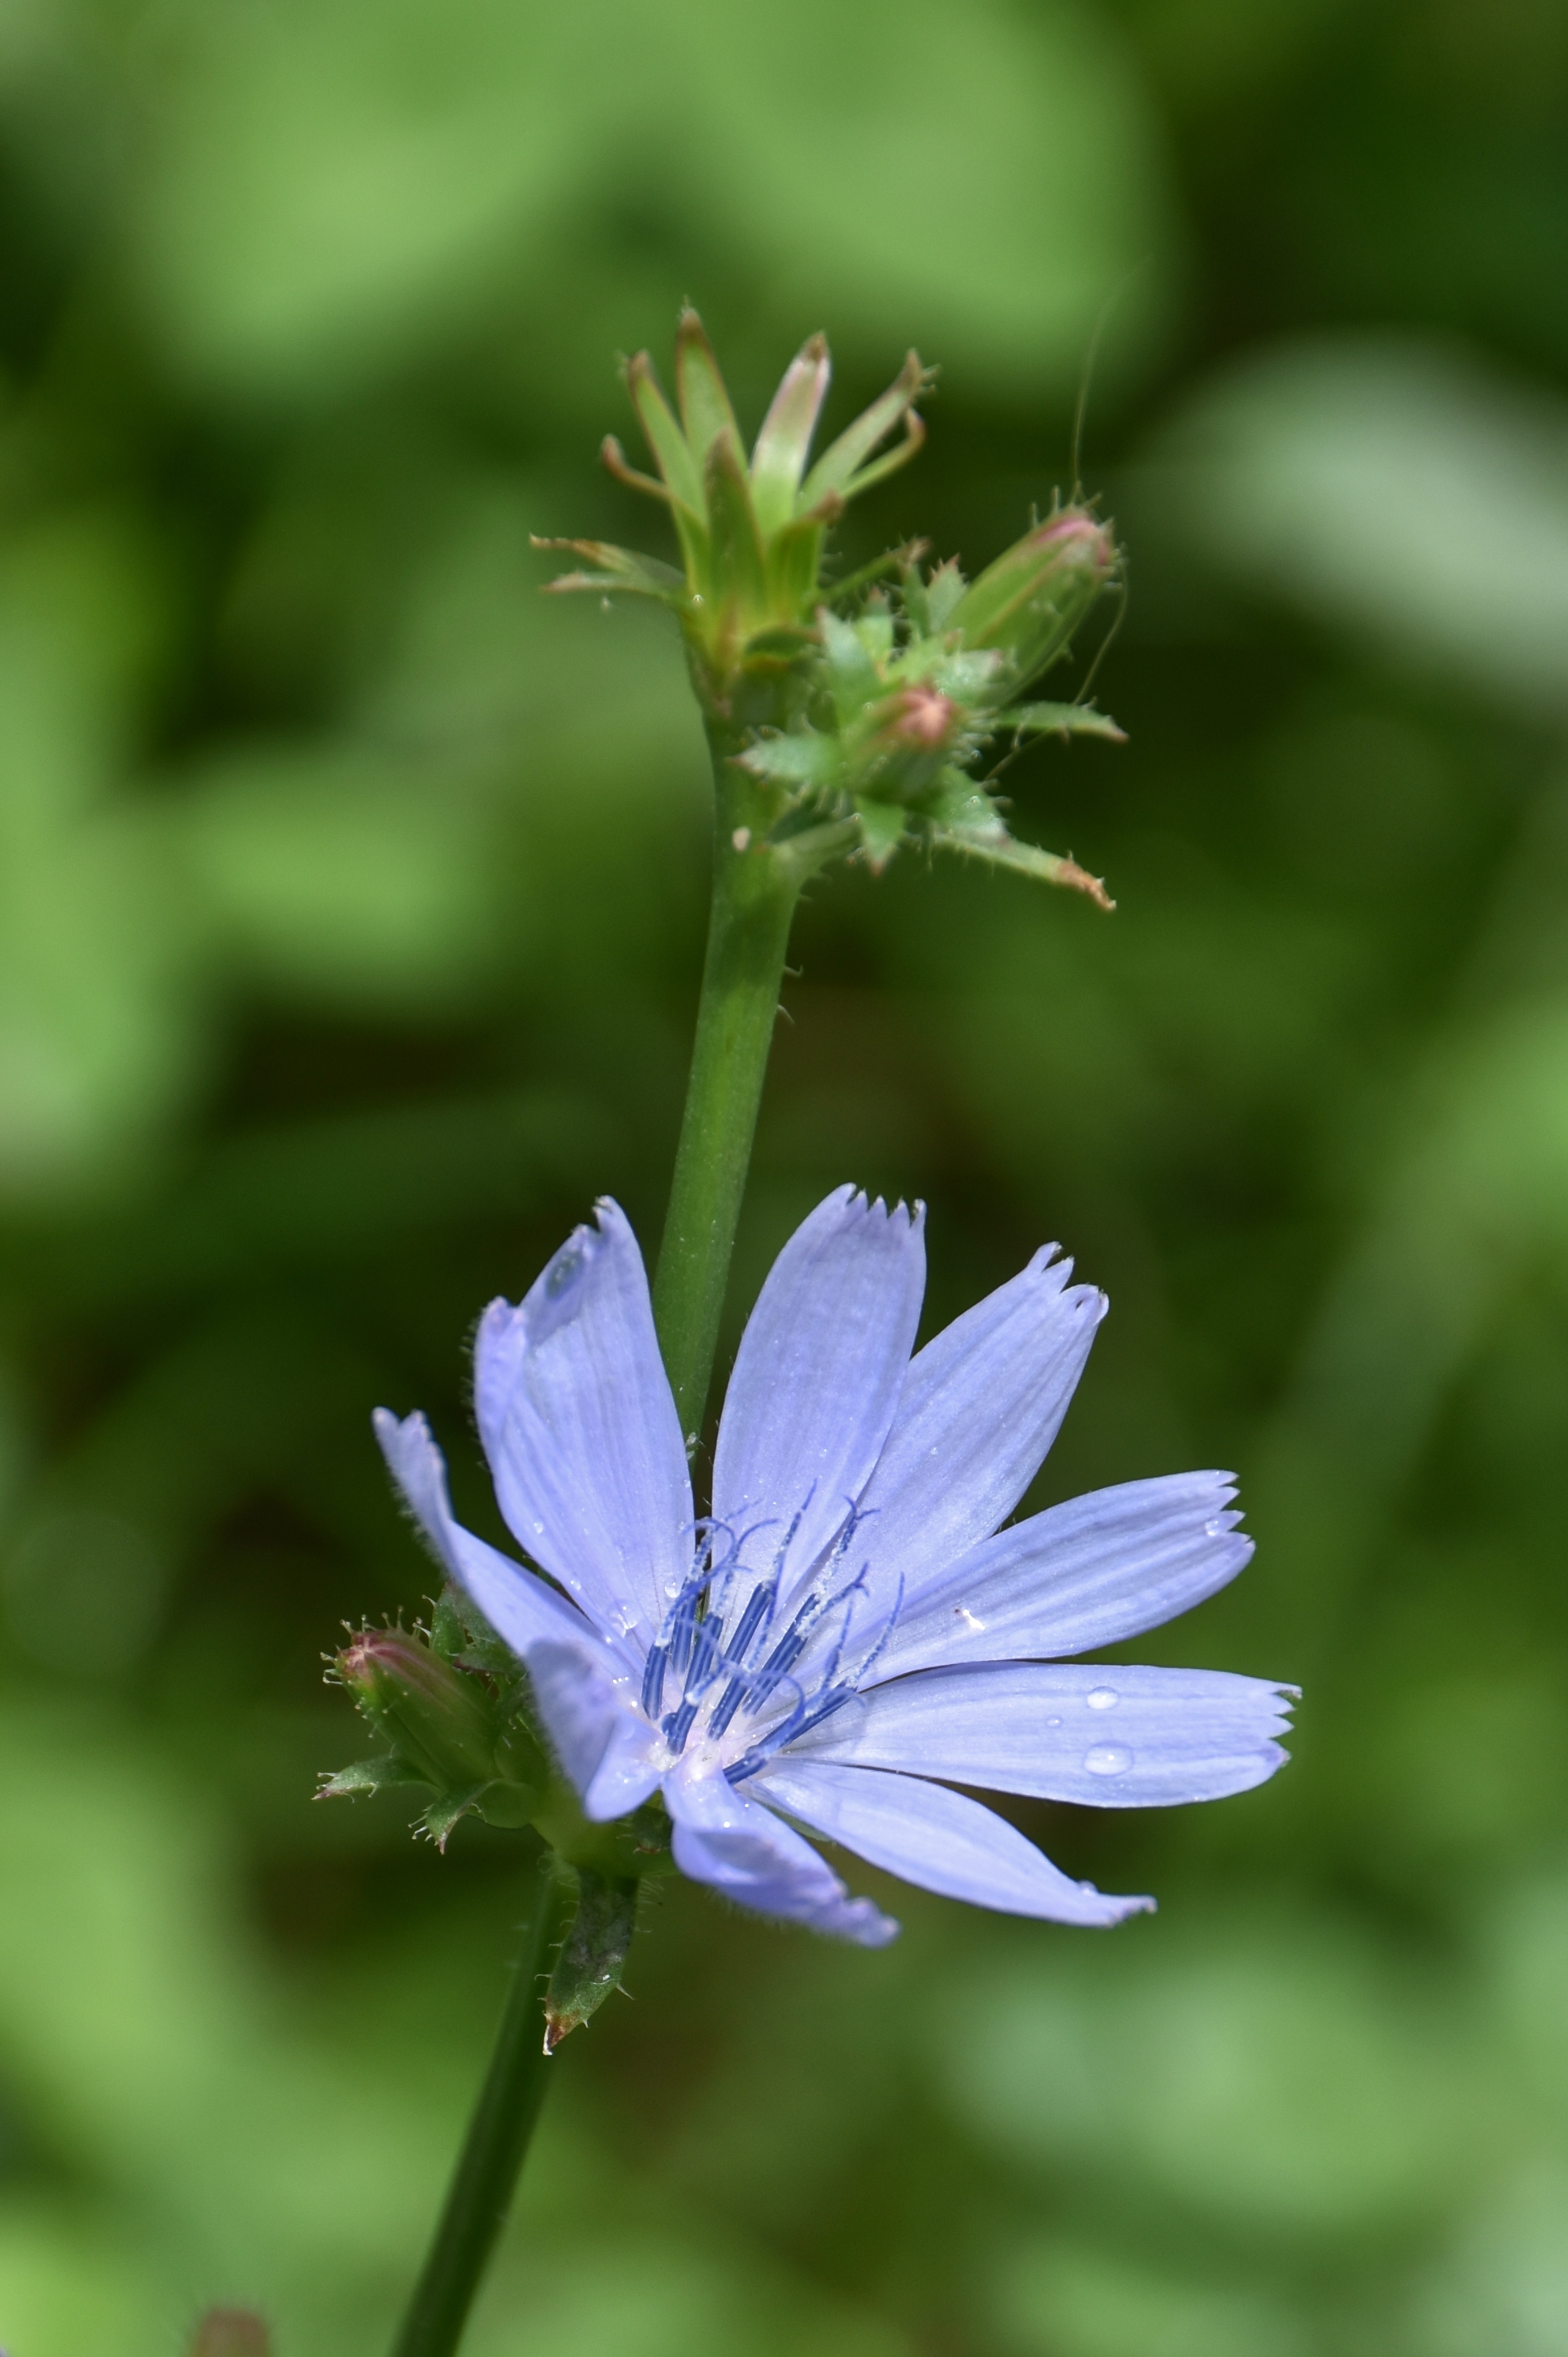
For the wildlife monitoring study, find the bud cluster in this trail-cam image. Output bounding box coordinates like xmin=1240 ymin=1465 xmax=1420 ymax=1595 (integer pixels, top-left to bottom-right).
xmin=739 ymin=531 xmax=1123 ymax=901
xmin=541 ymin=314 xmax=1125 ymax=905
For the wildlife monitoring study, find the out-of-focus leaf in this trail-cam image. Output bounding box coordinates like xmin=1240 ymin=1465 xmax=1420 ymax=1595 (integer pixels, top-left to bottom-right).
xmin=177 ymin=749 xmax=504 ymax=1008
xmin=989 ymin=2238 xmax=1308 ymax=2357
xmin=949 ymin=1915 xmax=1493 ymax=2240
xmin=1144 ymin=338 xmax=1568 ymax=716
xmin=0 ymin=515 xmax=199 ymax=1197
xmin=130 ymin=0 xmax=1170 ymax=397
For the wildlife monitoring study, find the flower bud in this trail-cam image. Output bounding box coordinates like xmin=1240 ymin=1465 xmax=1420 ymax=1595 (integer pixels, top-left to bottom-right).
xmin=337 ymin=1627 xmax=501 ymax=1794
xmin=946 ymin=509 xmax=1117 ymax=691
xmin=884 ymin=683 xmax=958 ymax=749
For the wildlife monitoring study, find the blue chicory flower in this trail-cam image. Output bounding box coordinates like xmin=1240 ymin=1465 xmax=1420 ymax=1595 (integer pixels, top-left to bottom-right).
xmin=375 ymin=1189 xmax=1294 ymax=1945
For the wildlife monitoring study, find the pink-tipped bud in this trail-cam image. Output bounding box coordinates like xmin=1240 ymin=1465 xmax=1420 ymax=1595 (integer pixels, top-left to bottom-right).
xmin=946 ymin=508 xmax=1117 ymax=689
xmin=887 ymin=685 xmax=960 ymax=748
xmin=337 ymin=1627 xmax=500 ymax=1792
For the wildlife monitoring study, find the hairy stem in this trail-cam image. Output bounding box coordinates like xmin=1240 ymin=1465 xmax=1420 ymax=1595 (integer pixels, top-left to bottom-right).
xmin=389 ymin=1852 xmax=559 ymax=2357
xmin=652 ymin=728 xmax=809 ymax=1437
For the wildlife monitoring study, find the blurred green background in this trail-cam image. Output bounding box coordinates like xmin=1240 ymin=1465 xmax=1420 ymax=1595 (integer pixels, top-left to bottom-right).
xmin=1 ymin=0 xmax=1567 ymax=2350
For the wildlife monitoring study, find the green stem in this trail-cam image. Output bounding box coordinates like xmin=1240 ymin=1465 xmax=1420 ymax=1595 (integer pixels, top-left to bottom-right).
xmin=389 ymin=1852 xmax=559 ymax=2357
xmin=652 ymin=730 xmax=810 ymax=1438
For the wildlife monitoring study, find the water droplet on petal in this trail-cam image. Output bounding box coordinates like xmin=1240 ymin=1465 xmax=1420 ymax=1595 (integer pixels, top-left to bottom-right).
xmin=1046 ymin=1715 xmax=1062 ymax=1727
xmin=545 ymin=1247 xmax=584 ymax=1302
xmin=1084 ymin=1743 xmax=1133 ymax=1776
xmin=1086 ymin=1686 xmax=1118 ymax=1709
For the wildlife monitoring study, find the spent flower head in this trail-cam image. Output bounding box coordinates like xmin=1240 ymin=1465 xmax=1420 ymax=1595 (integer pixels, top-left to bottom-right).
xmin=368 ymin=1190 xmax=1295 ymax=1946
xmin=537 ymin=310 xmax=930 ymax=716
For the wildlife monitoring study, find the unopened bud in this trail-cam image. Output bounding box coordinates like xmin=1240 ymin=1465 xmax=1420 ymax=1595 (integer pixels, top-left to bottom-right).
xmin=851 ymin=682 xmax=968 ymax=808
xmin=946 ymin=509 xmax=1117 ymax=691
xmin=337 ymin=1628 xmax=500 ymax=1792
xmin=885 ymin=684 xmax=958 ymax=748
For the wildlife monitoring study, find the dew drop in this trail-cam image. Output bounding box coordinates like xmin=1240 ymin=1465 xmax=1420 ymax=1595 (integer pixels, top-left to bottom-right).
xmin=545 ymin=1247 xmax=583 ymax=1301
xmin=1045 ymin=1715 xmax=1062 ymax=1727
xmin=1086 ymin=1685 xmax=1119 ymax=1710
xmin=1084 ymin=1743 xmax=1133 ymax=1776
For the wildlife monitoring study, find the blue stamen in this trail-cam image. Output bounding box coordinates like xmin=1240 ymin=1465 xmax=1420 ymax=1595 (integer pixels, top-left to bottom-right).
xmin=663 ymin=1696 xmax=700 ymax=1754
xmin=641 ymin=1645 xmax=667 ymax=1718
xmin=727 ymin=1583 xmax=776 ymax=1667
xmin=705 ymin=1676 xmax=747 ymax=1741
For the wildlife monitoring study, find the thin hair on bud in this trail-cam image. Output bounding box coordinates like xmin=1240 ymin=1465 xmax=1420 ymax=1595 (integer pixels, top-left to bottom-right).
xmin=1068 ymin=262 xmax=1150 ymax=494
xmin=1076 ymin=567 xmax=1129 ymax=708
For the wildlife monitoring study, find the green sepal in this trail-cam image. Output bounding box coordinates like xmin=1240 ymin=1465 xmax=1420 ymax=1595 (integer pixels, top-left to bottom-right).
xmin=749 ymin=332 xmax=831 ymax=536
xmin=623 ymin=352 xmax=705 ymax=516
xmin=704 ymin=436 xmax=769 ymax=622
xmin=738 ymin=730 xmax=842 ymax=793
xmin=799 ymin=350 xmax=930 ymax=510
xmin=854 ymin=599 xmax=896 ymax=665
xmin=316 ymin=1754 xmax=429 ymax=1800
xmin=924 ymin=558 xmax=966 ymax=631
xmin=764 ymin=513 xmax=828 ymax=619
xmin=820 ymin=609 xmax=881 ymax=724
xmin=534 ymin=536 xmax=685 ymax=602
xmin=676 ymin=309 xmax=745 ymax=475
xmin=998 ymin=700 xmax=1127 ymax=743
xmin=854 ymin=797 xmax=909 ymax=869
xmin=833 ymin=542 xmax=929 ymax=613
xmin=543 ymin=1866 xmax=641 ymax=2052
xmin=419 ymin=1782 xmax=492 ymax=1852
xmin=928 ymin=818 xmax=1115 ymax=908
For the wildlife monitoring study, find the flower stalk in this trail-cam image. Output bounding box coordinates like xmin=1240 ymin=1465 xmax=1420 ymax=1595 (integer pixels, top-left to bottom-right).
xmin=651 ymin=722 xmax=853 ymax=1441
xmin=389 ymin=1851 xmax=560 ymax=2357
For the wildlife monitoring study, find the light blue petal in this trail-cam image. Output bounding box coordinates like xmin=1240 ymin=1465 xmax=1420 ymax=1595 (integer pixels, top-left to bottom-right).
xmin=474 ymin=1200 xmax=692 ymax=1648
xmin=526 ymin=1641 xmax=663 ymax=1821
xmin=664 ymin=1763 xmax=899 ymax=1945
xmin=873 ymin=1472 xmax=1254 ymax=1675
xmin=373 ymin=1408 xmax=607 ymax=1659
xmin=755 ymin=1758 xmax=1151 ymax=1925
xmin=796 ymin=1662 xmax=1295 ymax=1807
xmin=853 ymin=1247 xmax=1105 ymax=1608
xmin=712 ymin=1187 xmax=925 ymax=1595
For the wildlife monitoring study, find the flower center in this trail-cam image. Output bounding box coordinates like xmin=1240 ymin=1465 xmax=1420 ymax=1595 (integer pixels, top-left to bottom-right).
xmin=638 ymin=1507 xmax=896 ymax=1784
